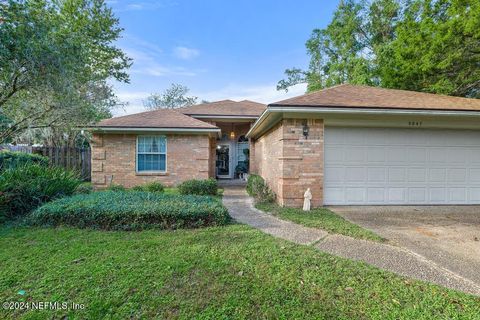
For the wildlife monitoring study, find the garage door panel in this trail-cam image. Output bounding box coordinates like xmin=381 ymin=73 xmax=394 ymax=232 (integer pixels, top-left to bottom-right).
xmin=345 ymin=167 xmax=366 ymax=182
xmin=367 ymin=188 xmax=385 ymax=203
xmin=448 ymin=168 xmax=467 ymax=183
xmin=408 ymin=148 xmax=427 ymax=163
xmin=325 ymin=146 xmax=343 ymax=162
xmin=408 ymin=188 xmax=426 ymax=203
xmin=449 ymin=188 xmax=467 ymax=202
xmin=430 ymin=188 xmax=446 ymax=202
xmin=324 ymin=167 xmax=344 ymax=183
xmin=324 ymin=127 xmax=480 ymax=205
xmin=345 ymin=188 xmax=366 ymax=202
xmin=388 ymin=168 xmax=406 ymax=182
xmin=388 ymin=188 xmax=406 ymax=202
xmin=469 ymin=188 xmax=480 ymax=201
xmin=367 ymin=168 xmax=386 ymax=182
xmin=429 ymin=168 xmax=446 ymax=182
xmin=428 ymin=148 xmax=446 ymax=163
xmin=387 ymin=147 xmax=408 ymax=162
xmin=407 ymin=168 xmax=426 ymax=182
xmin=469 ymin=169 xmax=480 ymax=182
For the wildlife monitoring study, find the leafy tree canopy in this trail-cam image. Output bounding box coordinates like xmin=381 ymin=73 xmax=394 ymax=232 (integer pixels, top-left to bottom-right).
xmin=278 ymin=0 xmax=480 ymax=98
xmin=0 ymin=0 xmax=131 ymax=143
xmin=144 ymin=84 xmax=198 ymax=110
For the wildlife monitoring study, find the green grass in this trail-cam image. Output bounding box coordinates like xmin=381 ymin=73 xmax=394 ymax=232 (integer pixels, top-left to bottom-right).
xmin=256 ymin=202 xmax=385 ymax=242
xmin=1 ymin=225 xmax=479 ymax=319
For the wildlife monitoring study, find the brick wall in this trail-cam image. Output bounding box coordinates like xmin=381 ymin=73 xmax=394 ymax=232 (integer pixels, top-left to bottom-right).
xmin=251 ymin=118 xmax=324 ymax=207
xmin=91 ymin=133 xmax=212 ymax=188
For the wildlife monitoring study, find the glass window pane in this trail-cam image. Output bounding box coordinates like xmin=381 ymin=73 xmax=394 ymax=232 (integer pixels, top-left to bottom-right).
xmin=137 ymin=136 xmax=167 ymax=171
xmin=159 ymin=137 xmax=166 ymax=153
xmin=138 ymin=154 xmax=146 ymax=171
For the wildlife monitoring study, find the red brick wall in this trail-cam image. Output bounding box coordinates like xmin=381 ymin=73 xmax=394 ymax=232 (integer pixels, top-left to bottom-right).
xmin=91 ymin=133 xmax=212 ymax=188
xmin=251 ymin=119 xmax=324 ymax=207
xmin=251 ymin=122 xmax=284 ymax=199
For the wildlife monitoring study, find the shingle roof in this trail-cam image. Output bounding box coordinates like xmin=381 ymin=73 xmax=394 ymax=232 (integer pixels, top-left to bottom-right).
xmin=96 ymin=109 xmax=218 ymax=129
xmin=179 ymin=100 xmax=266 ymax=117
xmin=271 ymin=84 xmax=480 ymax=111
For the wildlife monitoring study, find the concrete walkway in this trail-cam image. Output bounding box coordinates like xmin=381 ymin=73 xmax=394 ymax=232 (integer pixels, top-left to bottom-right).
xmin=222 ymin=186 xmax=480 ymax=296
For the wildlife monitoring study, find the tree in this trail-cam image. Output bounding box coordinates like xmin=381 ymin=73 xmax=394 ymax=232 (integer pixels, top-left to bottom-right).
xmin=278 ymin=0 xmax=480 ymax=98
xmin=0 ymin=0 xmax=131 ymax=142
xmin=143 ymin=84 xmax=198 ymax=110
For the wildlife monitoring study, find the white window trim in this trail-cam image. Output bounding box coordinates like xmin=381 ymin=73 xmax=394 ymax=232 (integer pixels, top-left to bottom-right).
xmin=136 ymin=135 xmax=167 ymax=173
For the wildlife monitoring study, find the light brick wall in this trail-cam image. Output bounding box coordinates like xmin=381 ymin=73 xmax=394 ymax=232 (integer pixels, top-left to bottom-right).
xmin=252 ymin=119 xmax=324 ymax=207
xmin=91 ymin=133 xmax=212 ymax=188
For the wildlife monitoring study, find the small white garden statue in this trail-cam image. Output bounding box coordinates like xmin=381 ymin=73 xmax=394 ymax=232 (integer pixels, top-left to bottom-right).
xmin=303 ymin=188 xmax=312 ymax=211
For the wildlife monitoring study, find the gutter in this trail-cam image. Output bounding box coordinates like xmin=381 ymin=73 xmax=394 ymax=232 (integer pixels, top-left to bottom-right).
xmin=184 ymin=114 xmax=259 ymax=120
xmin=246 ymin=106 xmax=480 ymax=138
xmin=88 ymin=127 xmax=221 ymax=134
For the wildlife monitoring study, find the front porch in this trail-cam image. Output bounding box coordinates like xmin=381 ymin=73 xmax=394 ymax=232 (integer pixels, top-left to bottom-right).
xmin=212 ymin=122 xmax=252 ymax=180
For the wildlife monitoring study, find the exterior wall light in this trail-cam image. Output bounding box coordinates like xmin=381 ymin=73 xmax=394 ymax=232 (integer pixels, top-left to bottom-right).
xmin=302 ymin=121 xmax=309 ymax=139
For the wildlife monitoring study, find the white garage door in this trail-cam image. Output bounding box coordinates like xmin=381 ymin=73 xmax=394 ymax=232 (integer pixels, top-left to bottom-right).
xmin=324 ymin=127 xmax=480 ymax=205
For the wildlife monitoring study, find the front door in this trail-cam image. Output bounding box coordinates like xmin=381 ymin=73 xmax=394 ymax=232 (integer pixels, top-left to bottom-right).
xmin=216 ymin=144 xmax=231 ymax=178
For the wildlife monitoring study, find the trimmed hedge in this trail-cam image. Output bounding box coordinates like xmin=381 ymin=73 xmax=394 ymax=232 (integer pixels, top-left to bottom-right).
xmin=0 ymin=151 xmax=49 ymax=171
xmin=178 ymin=178 xmax=218 ymax=195
xmin=27 ymin=191 xmax=230 ymax=231
xmin=246 ymin=174 xmax=275 ymax=203
xmin=131 ymin=181 xmax=165 ymax=193
xmin=0 ymin=164 xmax=82 ymax=219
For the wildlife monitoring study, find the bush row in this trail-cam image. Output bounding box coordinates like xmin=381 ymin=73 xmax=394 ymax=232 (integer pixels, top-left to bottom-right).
xmin=0 ymin=151 xmax=49 ymax=171
xmin=246 ymin=174 xmax=275 ymax=203
xmin=0 ymin=164 xmax=82 ymax=219
xmin=178 ymin=178 xmax=218 ymax=195
xmin=27 ymin=191 xmax=230 ymax=231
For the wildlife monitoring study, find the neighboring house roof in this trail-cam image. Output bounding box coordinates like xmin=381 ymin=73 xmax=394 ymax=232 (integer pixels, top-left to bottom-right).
xmin=179 ymin=100 xmax=266 ymax=117
xmin=271 ymin=84 xmax=480 ymax=111
xmin=95 ymin=109 xmax=219 ymax=131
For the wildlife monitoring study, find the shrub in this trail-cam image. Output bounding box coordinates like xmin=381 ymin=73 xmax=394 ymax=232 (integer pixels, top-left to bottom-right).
xmin=178 ymin=178 xmax=218 ymax=196
xmin=0 ymin=164 xmax=82 ymax=219
xmin=131 ymin=181 xmax=165 ymax=193
xmin=0 ymin=151 xmax=49 ymax=171
xmin=246 ymin=174 xmax=275 ymax=203
xmin=75 ymin=182 xmax=94 ymax=194
xmin=106 ymin=184 xmax=126 ymax=192
xmin=27 ymin=191 xmax=230 ymax=231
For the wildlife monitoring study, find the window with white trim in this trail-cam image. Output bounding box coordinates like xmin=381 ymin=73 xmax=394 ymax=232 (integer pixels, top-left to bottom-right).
xmin=136 ymin=136 xmax=166 ymax=172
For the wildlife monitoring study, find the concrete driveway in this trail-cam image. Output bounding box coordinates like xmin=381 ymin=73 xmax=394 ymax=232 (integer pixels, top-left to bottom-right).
xmin=330 ymin=206 xmax=480 ymax=288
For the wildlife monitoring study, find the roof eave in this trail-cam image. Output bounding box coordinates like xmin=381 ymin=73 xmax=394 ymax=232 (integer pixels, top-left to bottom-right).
xmin=88 ymin=126 xmax=221 ymax=135
xmin=246 ymin=105 xmax=480 ymax=139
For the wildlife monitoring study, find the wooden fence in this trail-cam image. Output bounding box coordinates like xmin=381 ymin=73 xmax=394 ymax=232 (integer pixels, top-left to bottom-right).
xmin=1 ymin=145 xmax=91 ymax=181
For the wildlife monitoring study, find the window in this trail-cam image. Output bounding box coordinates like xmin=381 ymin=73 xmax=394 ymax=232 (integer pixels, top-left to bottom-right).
xmin=136 ymin=136 xmax=166 ymax=172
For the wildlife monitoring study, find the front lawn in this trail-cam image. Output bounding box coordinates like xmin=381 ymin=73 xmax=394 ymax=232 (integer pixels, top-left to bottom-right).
xmin=256 ymin=202 xmax=384 ymax=242
xmin=1 ymin=225 xmax=479 ymax=319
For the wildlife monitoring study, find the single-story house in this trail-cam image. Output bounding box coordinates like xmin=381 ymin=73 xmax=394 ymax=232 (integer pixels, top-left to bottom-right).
xmin=91 ymin=84 xmax=480 ymax=207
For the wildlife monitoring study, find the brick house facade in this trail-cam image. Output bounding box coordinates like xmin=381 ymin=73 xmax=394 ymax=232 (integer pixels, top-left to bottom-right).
xmin=91 ymin=85 xmax=480 ymax=207
xmin=91 ymin=133 xmax=213 ymax=188
xmin=250 ymin=119 xmax=324 ymax=207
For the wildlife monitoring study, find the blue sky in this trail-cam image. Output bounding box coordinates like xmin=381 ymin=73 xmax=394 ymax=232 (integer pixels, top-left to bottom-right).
xmin=108 ymin=0 xmax=340 ymax=115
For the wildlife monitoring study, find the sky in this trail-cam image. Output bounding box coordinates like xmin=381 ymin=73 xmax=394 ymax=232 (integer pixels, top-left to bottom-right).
xmin=107 ymin=0 xmax=341 ymax=115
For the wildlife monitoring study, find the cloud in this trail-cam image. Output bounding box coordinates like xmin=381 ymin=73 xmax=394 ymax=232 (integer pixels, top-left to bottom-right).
xmin=111 ymin=1 xmax=178 ymax=12
xmin=124 ymin=46 xmax=198 ymax=77
xmin=194 ymin=83 xmax=307 ymax=104
xmin=113 ymin=83 xmax=307 ymax=116
xmin=173 ymin=46 xmax=200 ymax=60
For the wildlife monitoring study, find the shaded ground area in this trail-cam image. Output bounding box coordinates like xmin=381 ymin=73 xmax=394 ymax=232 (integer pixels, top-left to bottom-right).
xmin=331 ymin=206 xmax=480 ymax=288
xmin=223 ymin=186 xmax=480 ymax=295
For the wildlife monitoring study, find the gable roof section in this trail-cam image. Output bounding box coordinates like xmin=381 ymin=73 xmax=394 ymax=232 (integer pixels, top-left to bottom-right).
xmin=179 ymin=100 xmax=266 ymax=117
xmin=271 ymin=84 xmax=480 ymax=111
xmin=95 ymin=109 xmax=218 ymax=131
